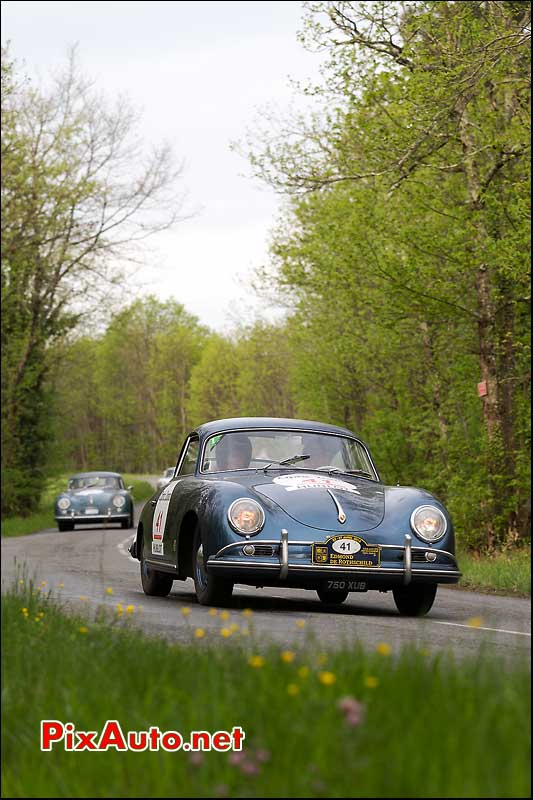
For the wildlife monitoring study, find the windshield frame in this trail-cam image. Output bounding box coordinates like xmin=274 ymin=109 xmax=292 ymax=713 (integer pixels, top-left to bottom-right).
xmin=199 ymin=427 xmax=380 ymax=482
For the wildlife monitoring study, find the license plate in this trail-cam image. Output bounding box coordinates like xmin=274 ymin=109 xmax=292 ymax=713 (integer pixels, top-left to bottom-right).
xmin=312 ymin=535 xmax=380 ymax=567
xmin=84 ymin=507 xmax=99 ymax=515
xmin=326 ymin=580 xmax=367 ymax=592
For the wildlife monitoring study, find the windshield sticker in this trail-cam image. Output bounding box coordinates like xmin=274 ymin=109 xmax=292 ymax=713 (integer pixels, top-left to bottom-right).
xmin=273 ymin=474 xmax=361 ymax=495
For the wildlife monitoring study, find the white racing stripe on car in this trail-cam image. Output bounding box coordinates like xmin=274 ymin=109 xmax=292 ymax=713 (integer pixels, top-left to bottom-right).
xmin=431 ymin=620 xmax=531 ymax=637
xmin=117 ymin=534 xmax=137 ymax=564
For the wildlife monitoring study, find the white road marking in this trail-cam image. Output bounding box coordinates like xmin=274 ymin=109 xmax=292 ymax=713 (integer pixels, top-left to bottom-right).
xmin=431 ymin=620 xmax=531 ymax=637
xmin=117 ymin=534 xmax=137 ymax=563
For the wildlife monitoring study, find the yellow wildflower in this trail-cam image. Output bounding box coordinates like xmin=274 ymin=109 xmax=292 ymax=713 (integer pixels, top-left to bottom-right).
xmin=376 ymin=642 xmax=392 ymax=656
xmin=280 ymin=650 xmax=296 ymax=664
xmin=194 ymin=628 xmax=206 ymax=639
xmin=318 ymin=671 xmax=336 ymax=686
xmin=105 ymin=587 xmax=113 ymax=595
xmin=220 ymin=627 xmax=232 ymax=638
xmin=79 ymin=626 xmax=88 ymax=634
xmin=287 ymin=683 xmax=300 ymax=696
xmin=181 ymin=606 xmax=191 ymax=616
xmin=297 ymin=666 xmax=310 ymax=679
xmin=248 ymin=655 xmax=265 ymax=668
xmin=466 ymin=616 xmax=483 ymax=628
xmin=364 ymin=676 xmax=379 ymax=689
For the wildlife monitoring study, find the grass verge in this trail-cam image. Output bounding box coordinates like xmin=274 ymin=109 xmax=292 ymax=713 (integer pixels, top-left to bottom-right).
xmin=0 ymin=475 xmax=154 ymax=538
xmin=457 ymin=545 xmax=530 ymax=596
xmin=1 ymin=581 xmax=530 ymax=799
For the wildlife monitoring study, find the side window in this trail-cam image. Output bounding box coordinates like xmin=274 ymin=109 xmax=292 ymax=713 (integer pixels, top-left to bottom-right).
xmin=177 ymin=438 xmax=200 ymax=476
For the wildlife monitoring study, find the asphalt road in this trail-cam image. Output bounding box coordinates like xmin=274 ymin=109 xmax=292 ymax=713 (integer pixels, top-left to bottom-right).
xmin=2 ymin=506 xmax=530 ymax=663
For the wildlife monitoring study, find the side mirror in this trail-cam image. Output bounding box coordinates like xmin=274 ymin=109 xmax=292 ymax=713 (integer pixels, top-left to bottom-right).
xmin=127 ymin=485 xmax=133 ymax=491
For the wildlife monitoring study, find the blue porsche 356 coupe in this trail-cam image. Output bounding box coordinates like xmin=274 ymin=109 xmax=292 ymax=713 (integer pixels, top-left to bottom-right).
xmin=55 ymin=471 xmax=134 ymax=531
xmin=130 ymin=417 xmax=461 ymax=615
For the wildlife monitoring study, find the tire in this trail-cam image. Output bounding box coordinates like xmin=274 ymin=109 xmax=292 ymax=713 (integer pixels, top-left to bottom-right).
xmin=192 ymin=524 xmax=233 ymax=606
xmin=58 ymin=521 xmax=74 ymax=532
xmin=121 ymin=514 xmax=133 ymax=529
xmin=316 ymin=588 xmax=349 ymax=605
xmin=140 ymin=546 xmax=174 ymax=597
xmin=393 ymin=584 xmax=437 ymax=616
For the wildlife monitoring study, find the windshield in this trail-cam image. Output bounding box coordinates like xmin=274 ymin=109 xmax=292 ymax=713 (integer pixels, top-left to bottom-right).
xmin=201 ymin=430 xmax=377 ymax=479
xmin=68 ymin=475 xmax=123 ymax=491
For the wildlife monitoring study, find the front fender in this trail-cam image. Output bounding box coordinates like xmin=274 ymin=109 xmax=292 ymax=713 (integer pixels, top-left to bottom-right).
xmin=382 ymin=486 xmax=455 ymax=553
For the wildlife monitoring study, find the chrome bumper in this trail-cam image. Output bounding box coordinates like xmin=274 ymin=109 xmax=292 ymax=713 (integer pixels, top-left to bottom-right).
xmin=207 ymin=533 xmax=461 ymax=585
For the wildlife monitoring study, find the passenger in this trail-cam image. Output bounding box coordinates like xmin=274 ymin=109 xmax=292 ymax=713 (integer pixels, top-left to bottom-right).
xmin=216 ymin=434 xmax=252 ymax=470
xmin=304 ymin=435 xmax=341 ymax=469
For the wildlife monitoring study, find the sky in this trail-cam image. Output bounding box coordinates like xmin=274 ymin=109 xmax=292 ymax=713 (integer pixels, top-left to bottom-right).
xmin=2 ymin=0 xmax=325 ymax=332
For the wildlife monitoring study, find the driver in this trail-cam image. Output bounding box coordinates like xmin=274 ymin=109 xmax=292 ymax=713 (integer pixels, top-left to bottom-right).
xmin=216 ymin=434 xmax=252 ymax=471
xmin=304 ymin=435 xmax=341 ymax=468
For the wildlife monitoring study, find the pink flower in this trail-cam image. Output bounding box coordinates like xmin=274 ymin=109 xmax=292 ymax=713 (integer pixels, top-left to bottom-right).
xmin=188 ymin=752 xmax=204 ymax=765
xmin=256 ymin=748 xmax=271 ymax=763
xmin=229 ymin=751 xmax=246 ymax=766
xmin=337 ymin=696 xmax=365 ymax=726
xmin=240 ymin=761 xmax=260 ymax=776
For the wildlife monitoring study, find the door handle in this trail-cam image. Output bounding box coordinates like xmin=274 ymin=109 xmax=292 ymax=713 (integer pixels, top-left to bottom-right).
xmin=150 ymin=499 xmax=157 ymax=506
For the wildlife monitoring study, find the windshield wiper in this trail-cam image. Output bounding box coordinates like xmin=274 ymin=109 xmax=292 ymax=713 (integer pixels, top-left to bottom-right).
xmin=263 ymin=454 xmax=310 ymax=473
xmin=314 ymin=467 xmax=374 ymax=478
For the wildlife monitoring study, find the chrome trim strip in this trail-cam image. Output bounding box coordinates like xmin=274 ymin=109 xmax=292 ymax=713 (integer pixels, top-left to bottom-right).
xmin=327 ymin=489 xmax=346 ymax=523
xmin=404 ymin=533 xmax=412 ymax=586
xmin=145 ymin=559 xmax=177 ymax=570
xmin=214 ymin=540 xmax=315 ymax=558
xmin=280 ymin=528 xmax=289 ymax=580
xmin=206 ymin=558 xmax=461 ymax=578
xmin=56 ymin=515 xmax=129 ymax=522
xmin=212 ymin=540 xmax=457 ymax=561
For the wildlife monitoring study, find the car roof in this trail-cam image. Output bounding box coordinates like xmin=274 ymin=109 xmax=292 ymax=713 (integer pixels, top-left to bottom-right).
xmin=194 ymin=417 xmax=360 ymax=439
xmin=69 ymin=471 xmax=122 ymax=479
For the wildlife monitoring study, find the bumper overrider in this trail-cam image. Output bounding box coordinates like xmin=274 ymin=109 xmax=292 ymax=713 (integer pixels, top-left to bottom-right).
xmin=206 ymin=531 xmax=461 ymax=588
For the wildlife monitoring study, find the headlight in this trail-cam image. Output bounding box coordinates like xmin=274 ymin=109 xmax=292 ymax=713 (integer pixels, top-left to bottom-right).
xmin=410 ymin=505 xmax=447 ymax=543
xmin=113 ymin=495 xmax=126 ymax=508
xmin=57 ymin=497 xmax=71 ymax=510
xmin=228 ymin=498 xmax=265 ymax=535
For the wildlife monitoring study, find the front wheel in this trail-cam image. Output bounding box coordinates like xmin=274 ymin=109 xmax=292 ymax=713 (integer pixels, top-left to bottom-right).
xmin=193 ymin=525 xmax=233 ymax=606
xmin=393 ymin=584 xmax=437 ymax=616
xmin=316 ymin=588 xmax=349 ymax=605
xmin=121 ymin=514 xmax=133 ymax=529
xmin=140 ymin=548 xmax=174 ymax=597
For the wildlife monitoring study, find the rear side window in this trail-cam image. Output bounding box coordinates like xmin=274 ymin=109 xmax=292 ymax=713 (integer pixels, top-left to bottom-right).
xmin=177 ymin=438 xmax=200 ymax=476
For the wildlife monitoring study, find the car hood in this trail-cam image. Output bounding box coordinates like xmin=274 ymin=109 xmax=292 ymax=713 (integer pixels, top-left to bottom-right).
xmin=252 ymin=472 xmax=385 ymax=532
